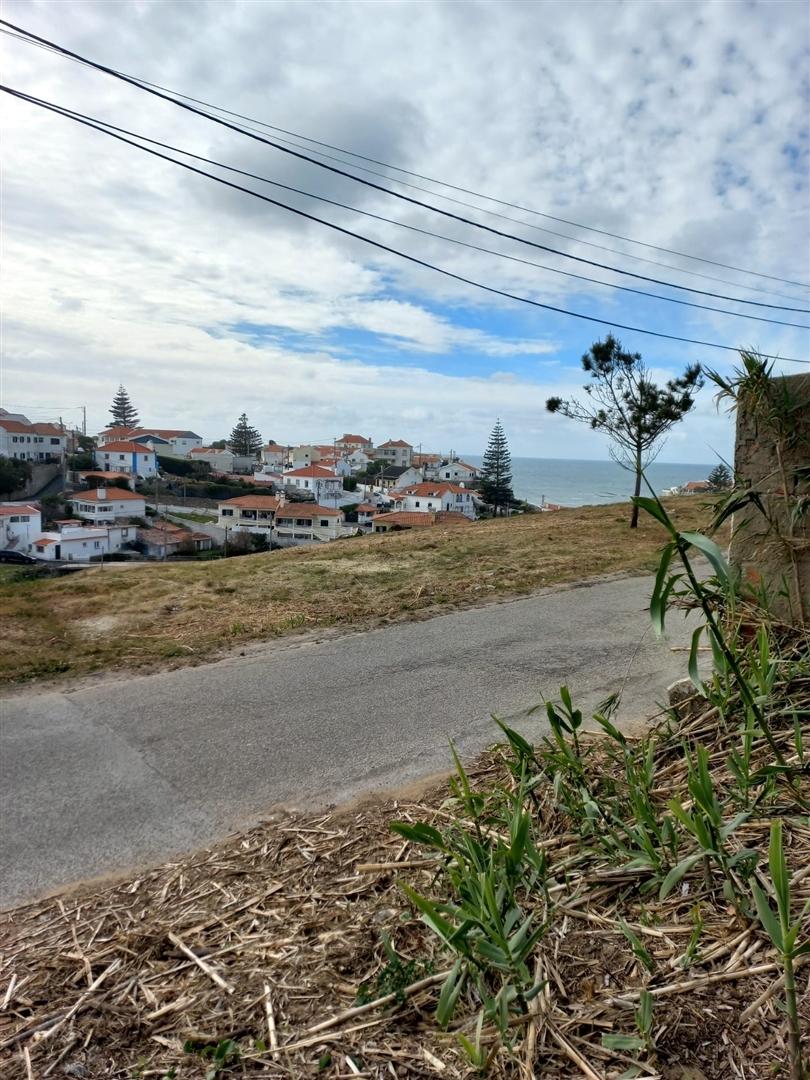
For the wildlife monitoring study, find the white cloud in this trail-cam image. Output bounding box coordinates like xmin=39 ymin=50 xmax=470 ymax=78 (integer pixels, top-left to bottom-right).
xmin=1 ymin=0 xmax=807 ymax=462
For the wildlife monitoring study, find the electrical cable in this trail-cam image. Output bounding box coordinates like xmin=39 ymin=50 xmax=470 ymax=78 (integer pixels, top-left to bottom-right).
xmin=2 ymin=20 xmax=808 ymax=317
xmin=5 ymin=84 xmax=807 ymax=364
xmin=2 ymin=23 xmax=807 ymax=296
xmin=7 ymin=85 xmax=806 ymax=331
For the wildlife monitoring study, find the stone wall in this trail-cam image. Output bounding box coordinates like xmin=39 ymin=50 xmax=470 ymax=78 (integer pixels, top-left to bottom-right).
xmin=730 ymin=372 xmax=809 ymax=625
xmin=8 ymin=462 xmax=62 ymax=500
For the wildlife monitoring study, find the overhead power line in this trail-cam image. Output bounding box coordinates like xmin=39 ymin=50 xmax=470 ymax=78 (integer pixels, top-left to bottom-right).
xmin=2 ymin=20 xmax=808 ymax=318
xmin=5 ymin=85 xmax=807 ymax=365
xmin=7 ymin=86 xmax=807 ymax=333
xmin=2 ymin=23 xmax=807 ymax=296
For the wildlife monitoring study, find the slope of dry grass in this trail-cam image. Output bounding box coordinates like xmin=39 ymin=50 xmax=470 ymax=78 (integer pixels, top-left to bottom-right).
xmin=0 ymin=499 xmax=717 ymax=686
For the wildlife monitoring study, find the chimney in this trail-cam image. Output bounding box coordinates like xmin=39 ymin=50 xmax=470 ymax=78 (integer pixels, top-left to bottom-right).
xmin=97 ymin=488 xmax=106 ymax=500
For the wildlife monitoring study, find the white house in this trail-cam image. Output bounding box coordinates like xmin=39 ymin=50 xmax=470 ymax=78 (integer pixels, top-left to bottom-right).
xmin=335 ymin=433 xmax=373 ymax=453
xmin=289 ymin=445 xmax=324 ymax=468
xmin=273 ymin=504 xmax=347 ymax=545
xmin=0 ymin=503 xmax=42 ymax=553
xmin=316 ymin=456 xmax=352 ymax=478
xmin=386 ymin=466 xmax=424 ymax=490
xmin=217 ymin=494 xmax=281 ymax=534
xmin=0 ymin=419 xmax=68 ymax=461
xmin=436 ymin=460 xmax=479 ymax=484
xmin=71 ymin=488 xmax=147 ymax=523
xmin=93 ymin=441 xmax=157 ymax=478
xmin=189 ymin=447 xmax=236 ymax=473
xmin=252 ymin=467 xmax=284 ymax=486
xmin=345 ymin=449 xmax=374 ymax=473
xmin=33 ymin=522 xmax=133 ymax=562
xmin=283 ymin=465 xmax=343 ymax=502
xmin=132 ymin=428 xmax=203 ymax=458
xmin=261 ymin=444 xmax=287 ymax=469
xmin=390 ymin=482 xmax=478 ymax=519
xmin=374 ymin=439 xmax=413 ymax=468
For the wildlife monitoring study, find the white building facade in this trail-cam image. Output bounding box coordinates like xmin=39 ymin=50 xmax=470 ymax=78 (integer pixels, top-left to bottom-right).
xmin=94 ymin=441 xmax=157 ymax=478
xmin=391 ymin=483 xmax=477 ymax=519
xmin=0 ymin=504 xmax=42 ymax=553
xmin=71 ymin=488 xmax=147 ymax=523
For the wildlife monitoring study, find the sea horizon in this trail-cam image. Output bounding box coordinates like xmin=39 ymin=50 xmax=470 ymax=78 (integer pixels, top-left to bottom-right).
xmin=463 ymin=455 xmax=718 ymax=508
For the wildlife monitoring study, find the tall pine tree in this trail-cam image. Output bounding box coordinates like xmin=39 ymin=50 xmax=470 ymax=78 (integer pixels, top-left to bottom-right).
xmin=479 ymin=419 xmax=514 ymax=515
xmin=109 ymin=385 xmax=139 ymax=428
xmin=228 ymin=413 xmax=263 ymax=457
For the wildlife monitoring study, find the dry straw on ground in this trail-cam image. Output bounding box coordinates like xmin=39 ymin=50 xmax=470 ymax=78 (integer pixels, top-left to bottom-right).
xmin=2 ymin=674 xmax=807 ymax=1079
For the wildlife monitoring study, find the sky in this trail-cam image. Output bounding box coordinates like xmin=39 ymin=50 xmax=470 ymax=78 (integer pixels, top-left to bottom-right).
xmin=1 ymin=0 xmax=808 ymax=461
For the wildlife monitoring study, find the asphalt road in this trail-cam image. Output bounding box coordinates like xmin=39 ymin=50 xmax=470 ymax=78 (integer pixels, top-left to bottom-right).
xmin=0 ymin=573 xmax=694 ymax=908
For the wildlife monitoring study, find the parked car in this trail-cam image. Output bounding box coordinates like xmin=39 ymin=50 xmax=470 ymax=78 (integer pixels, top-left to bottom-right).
xmin=0 ymin=550 xmax=38 ymax=564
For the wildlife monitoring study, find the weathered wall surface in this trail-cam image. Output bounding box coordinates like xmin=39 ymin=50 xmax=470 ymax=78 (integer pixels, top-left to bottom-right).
xmin=8 ymin=462 xmax=61 ymax=500
xmin=730 ymin=373 xmax=809 ymax=624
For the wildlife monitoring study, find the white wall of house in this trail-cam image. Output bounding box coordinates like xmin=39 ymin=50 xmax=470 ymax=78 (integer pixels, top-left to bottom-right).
xmin=72 ymin=490 xmax=147 ymax=523
xmin=374 ymin=442 xmax=413 ymax=468
xmin=261 ymin=446 xmax=286 ymax=468
xmin=217 ymin=502 xmax=277 ymax=533
xmin=393 ymin=487 xmax=477 ymax=518
xmin=387 ymin=467 xmax=424 ymax=490
xmin=94 ymin=445 xmax=157 ymax=478
xmin=290 ymin=445 xmax=323 ymax=467
xmin=437 ymin=462 xmax=478 ymax=483
xmin=0 ymin=424 xmax=67 ymax=461
xmin=190 ymin=448 xmax=236 ymax=473
xmin=273 ymin=507 xmax=347 ymax=545
xmin=33 ymin=524 xmax=131 ymax=562
xmin=0 ymin=505 xmax=42 ymax=552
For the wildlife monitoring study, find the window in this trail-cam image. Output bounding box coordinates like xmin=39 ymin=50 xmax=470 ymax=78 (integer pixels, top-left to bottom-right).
xmin=320 ymin=519 xmax=329 ymax=527
xmin=221 ymin=508 xmax=234 ymax=516
xmin=121 ymin=529 xmax=129 ymax=537
xmin=10 ymin=516 xmax=19 ymax=522
xmin=94 ymin=541 xmax=101 ymax=549
xmin=415 ymin=500 xmax=420 ymax=507
xmin=119 ymin=454 xmax=125 ymax=461
xmin=50 ymin=438 xmax=60 ymax=445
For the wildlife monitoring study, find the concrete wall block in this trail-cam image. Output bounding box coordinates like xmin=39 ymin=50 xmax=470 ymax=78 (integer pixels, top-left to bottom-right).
xmin=730 ymin=373 xmax=809 ymax=623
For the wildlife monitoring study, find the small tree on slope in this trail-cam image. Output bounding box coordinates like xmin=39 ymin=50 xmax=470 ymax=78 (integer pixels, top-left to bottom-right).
xmin=229 ymin=413 xmax=263 ymax=457
xmin=479 ymin=419 xmax=514 ymax=515
xmin=708 ymin=463 xmax=732 ymax=491
xmin=109 ymin=385 xmax=139 ymax=428
xmin=546 ymin=335 xmax=703 ymax=528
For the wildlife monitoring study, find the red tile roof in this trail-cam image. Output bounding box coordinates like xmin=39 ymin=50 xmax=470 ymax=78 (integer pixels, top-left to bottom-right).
xmin=190 ymin=446 xmax=233 ymax=456
xmin=218 ymin=495 xmax=281 ymax=510
xmin=78 ymin=470 xmax=132 ymax=481
xmin=276 ymin=504 xmax=342 ymax=519
xmin=0 ymin=420 xmax=64 ymax=435
xmin=73 ymin=488 xmax=145 ymax=502
xmin=97 ymin=441 xmax=156 ymax=454
xmin=337 ymin=434 xmax=372 ymax=445
xmin=34 ymin=537 xmax=57 ymax=546
xmin=285 ymin=465 xmax=340 ymax=478
xmin=355 ymin=503 xmax=381 ymax=513
xmin=378 ymin=439 xmax=412 ymax=448
xmin=0 ymin=504 xmax=39 ymax=516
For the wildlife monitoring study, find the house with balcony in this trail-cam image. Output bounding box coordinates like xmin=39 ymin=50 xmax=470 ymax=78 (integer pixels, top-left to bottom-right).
xmin=71 ymin=487 xmax=147 ymax=523
xmin=273 ymin=504 xmax=347 ymax=546
xmin=373 ymin=439 xmax=413 ymax=468
xmin=283 ymin=464 xmax=343 ymax=502
xmin=93 ymin=440 xmax=157 ymax=478
xmin=217 ymin=494 xmax=281 ymax=534
xmin=390 ymin=482 xmax=478 ymax=519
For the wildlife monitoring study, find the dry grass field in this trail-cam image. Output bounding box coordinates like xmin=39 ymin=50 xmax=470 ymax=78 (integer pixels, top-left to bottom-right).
xmin=0 ymin=499 xmax=718 ymax=686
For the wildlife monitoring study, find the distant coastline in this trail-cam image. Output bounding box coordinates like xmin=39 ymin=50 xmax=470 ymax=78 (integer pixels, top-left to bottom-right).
xmin=463 ymin=456 xmax=717 ymax=508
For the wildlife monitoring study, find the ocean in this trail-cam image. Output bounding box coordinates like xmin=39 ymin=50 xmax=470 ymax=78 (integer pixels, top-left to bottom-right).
xmin=464 ymin=456 xmax=716 ymax=508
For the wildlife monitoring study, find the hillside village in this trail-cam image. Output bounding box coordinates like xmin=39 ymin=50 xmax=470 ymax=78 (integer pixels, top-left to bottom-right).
xmin=0 ymin=407 xmax=495 ymax=564
xmin=0 ymin=403 xmax=729 ymax=565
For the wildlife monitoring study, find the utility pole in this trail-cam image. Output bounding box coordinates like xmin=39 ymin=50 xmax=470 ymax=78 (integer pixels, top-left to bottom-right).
xmin=82 ymin=405 xmax=87 ymax=437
